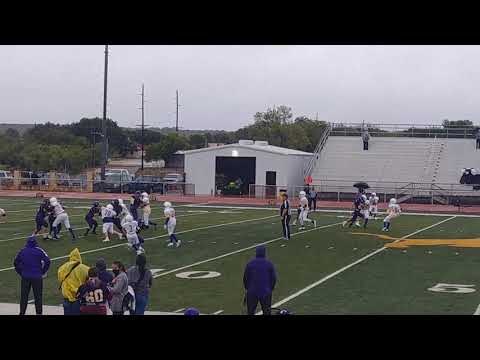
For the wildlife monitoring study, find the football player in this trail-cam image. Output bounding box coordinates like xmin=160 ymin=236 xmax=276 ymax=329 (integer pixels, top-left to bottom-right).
xmin=50 ymin=198 xmax=76 ymax=241
xmin=0 ymin=208 xmax=5 ymax=217
xmin=291 ymin=191 xmax=304 ymax=226
xmin=140 ymin=192 xmax=157 ymax=230
xmin=368 ymin=192 xmax=379 ymax=219
xmin=382 ymin=198 xmax=401 ymax=232
xmin=164 ymin=201 xmax=180 ymax=248
xmin=122 ymin=214 xmax=145 ymax=255
xmin=298 ymin=191 xmax=317 ymax=230
xmin=101 ymin=204 xmax=123 ymax=242
xmin=84 ymin=201 xmax=101 ymax=236
xmin=361 ymin=199 xmax=370 ymax=229
xmin=34 ymin=199 xmax=49 ymax=236
xmin=343 ymin=189 xmax=366 ymax=228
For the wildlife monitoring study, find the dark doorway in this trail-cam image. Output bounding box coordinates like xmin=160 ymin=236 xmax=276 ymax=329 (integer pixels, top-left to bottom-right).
xmin=265 ymin=171 xmax=276 ymax=198
xmin=215 ymin=156 xmax=256 ymax=195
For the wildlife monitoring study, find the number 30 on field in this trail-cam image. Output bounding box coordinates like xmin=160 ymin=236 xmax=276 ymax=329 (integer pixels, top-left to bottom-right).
xmin=428 ymin=283 xmax=476 ymax=294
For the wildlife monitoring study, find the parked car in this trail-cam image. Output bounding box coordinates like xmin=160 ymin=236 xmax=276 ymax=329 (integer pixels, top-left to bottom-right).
xmin=162 ymin=173 xmax=184 ymax=183
xmin=20 ymin=171 xmax=33 ymax=185
xmin=126 ymin=175 xmax=164 ymax=194
xmin=93 ymin=173 xmax=129 ymax=193
xmin=0 ymin=170 xmax=13 ymax=187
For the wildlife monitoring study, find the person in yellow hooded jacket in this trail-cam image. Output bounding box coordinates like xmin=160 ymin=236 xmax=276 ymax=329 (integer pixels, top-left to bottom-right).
xmin=58 ymin=248 xmax=89 ymax=315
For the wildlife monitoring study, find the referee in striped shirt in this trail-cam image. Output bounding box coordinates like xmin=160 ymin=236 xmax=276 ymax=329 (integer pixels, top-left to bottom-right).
xmin=280 ymin=193 xmax=291 ymax=240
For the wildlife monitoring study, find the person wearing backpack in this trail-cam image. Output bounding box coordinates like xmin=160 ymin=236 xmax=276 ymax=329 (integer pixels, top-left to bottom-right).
xmin=58 ymin=248 xmax=89 ymax=315
xmin=108 ymin=261 xmax=128 ymax=316
xmin=127 ymin=254 xmax=153 ymax=315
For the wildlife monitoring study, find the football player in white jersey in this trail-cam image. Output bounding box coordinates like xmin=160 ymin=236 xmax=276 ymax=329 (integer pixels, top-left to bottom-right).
xmin=361 ymin=200 xmax=370 ymax=229
xmin=49 ymin=197 xmax=76 ymax=241
xmin=292 ymin=191 xmax=305 ymax=226
xmin=368 ymin=192 xmax=379 ymax=219
xmin=298 ymin=192 xmax=317 ymax=230
xmin=140 ymin=192 xmax=157 ymax=230
xmin=101 ymin=204 xmax=123 ymax=242
xmin=164 ymin=201 xmax=180 ymax=248
xmin=122 ymin=214 xmax=145 ymax=255
xmin=382 ymin=198 xmax=401 ymax=232
xmin=0 ymin=208 xmax=5 ymax=217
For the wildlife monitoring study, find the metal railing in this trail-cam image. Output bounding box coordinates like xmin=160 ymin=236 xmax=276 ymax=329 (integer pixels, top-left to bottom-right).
xmin=0 ymin=177 xmax=195 ymax=196
xmin=249 ymin=180 xmax=480 ymax=206
xmin=303 ymin=123 xmax=331 ymax=179
xmin=329 ymin=122 xmax=478 ymax=139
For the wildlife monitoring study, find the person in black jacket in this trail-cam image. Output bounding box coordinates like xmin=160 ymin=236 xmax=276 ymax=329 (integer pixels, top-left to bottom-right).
xmin=14 ymin=236 xmax=50 ymax=315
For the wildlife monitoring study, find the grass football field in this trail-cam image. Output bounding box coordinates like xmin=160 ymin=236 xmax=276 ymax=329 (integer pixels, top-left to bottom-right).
xmin=1 ymin=196 xmax=480 ymax=315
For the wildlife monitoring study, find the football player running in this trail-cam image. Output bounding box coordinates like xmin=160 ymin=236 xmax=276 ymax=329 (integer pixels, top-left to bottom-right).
xmin=49 ymin=197 xmax=76 ymax=241
xmin=382 ymin=198 xmax=401 ymax=232
xmin=163 ymin=201 xmax=180 ymax=248
xmin=298 ymin=191 xmax=316 ymax=230
xmin=101 ymin=204 xmax=123 ymax=242
xmin=368 ymin=192 xmax=379 ymax=219
xmin=121 ymin=214 xmax=145 ymax=255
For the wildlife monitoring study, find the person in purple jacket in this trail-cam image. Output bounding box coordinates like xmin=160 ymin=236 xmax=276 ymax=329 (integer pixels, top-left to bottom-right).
xmin=14 ymin=235 xmax=50 ymax=315
xmin=243 ymin=245 xmax=277 ymax=315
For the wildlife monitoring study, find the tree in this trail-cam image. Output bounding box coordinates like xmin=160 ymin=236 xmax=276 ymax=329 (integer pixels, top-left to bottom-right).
xmin=189 ymin=134 xmax=207 ymax=149
xmin=442 ymin=119 xmax=474 ymax=128
xmin=5 ymin=128 xmax=20 ymax=139
xmin=145 ymin=133 xmax=190 ymax=162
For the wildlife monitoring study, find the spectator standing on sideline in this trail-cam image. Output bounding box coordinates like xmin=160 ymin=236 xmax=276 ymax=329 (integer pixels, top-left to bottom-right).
xmin=77 ymin=268 xmax=111 ymax=315
xmin=14 ymin=235 xmax=50 ymax=315
xmin=310 ymin=188 xmax=318 ymax=212
xmin=127 ymin=254 xmax=153 ymax=315
xmin=476 ymin=128 xmax=480 ymax=149
xmin=243 ymin=245 xmax=277 ymax=315
xmin=362 ymin=128 xmax=370 ymax=150
xmin=58 ymin=248 xmax=89 ymax=315
xmin=109 ymin=261 xmax=128 ymax=316
xmin=280 ymin=193 xmax=291 ymax=240
xmin=95 ymin=258 xmax=114 ymax=285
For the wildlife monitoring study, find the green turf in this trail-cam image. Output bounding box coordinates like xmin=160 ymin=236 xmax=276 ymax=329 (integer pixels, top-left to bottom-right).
xmin=1 ymin=197 xmax=480 ymax=314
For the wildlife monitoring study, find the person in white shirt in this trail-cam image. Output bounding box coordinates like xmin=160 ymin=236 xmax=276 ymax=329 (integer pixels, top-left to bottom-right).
xmin=382 ymin=198 xmax=401 ymax=232
xmin=298 ymin=192 xmax=317 ymax=230
xmin=49 ymin=197 xmax=76 ymax=241
xmin=368 ymin=192 xmax=379 ymax=219
xmin=140 ymin=192 xmax=157 ymax=230
xmin=164 ymin=201 xmax=180 ymax=248
xmin=101 ymin=204 xmax=123 ymax=242
xmin=122 ymin=214 xmax=145 ymax=255
xmin=361 ymin=200 xmax=370 ymax=229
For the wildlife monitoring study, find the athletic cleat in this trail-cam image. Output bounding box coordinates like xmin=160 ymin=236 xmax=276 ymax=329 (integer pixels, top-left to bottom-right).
xmin=342 ymin=221 xmax=347 ymax=228
xmin=167 ymin=242 xmax=174 ymax=247
xmin=102 ymin=238 xmax=110 ymax=242
xmin=299 ymin=227 xmax=305 ymax=230
xmin=354 ymin=222 xmax=361 ymax=227
xmin=175 ymin=240 xmax=181 ymax=248
xmin=136 ymin=249 xmax=143 ymax=255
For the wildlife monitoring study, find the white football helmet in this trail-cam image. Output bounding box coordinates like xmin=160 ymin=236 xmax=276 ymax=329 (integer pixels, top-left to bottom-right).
xmin=106 ymin=204 xmax=113 ymax=210
xmin=299 ymin=191 xmax=306 ymax=197
xmin=163 ymin=201 xmax=172 ymax=208
xmin=125 ymin=214 xmax=133 ymax=222
xmin=141 ymin=192 xmax=148 ymax=197
xmin=371 ymin=192 xmax=376 ymax=197
xmin=389 ymin=198 xmax=397 ymax=205
xmin=361 ymin=194 xmax=367 ymax=201
xmin=49 ymin=197 xmax=57 ymax=205
xmin=118 ymin=199 xmax=124 ymax=205
xmin=364 ymin=200 xmax=370 ymax=206
xmin=0 ymin=208 xmax=5 ymax=216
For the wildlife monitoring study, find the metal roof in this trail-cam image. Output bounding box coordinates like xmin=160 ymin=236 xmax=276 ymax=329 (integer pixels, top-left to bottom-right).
xmin=176 ymin=142 xmax=313 ymax=156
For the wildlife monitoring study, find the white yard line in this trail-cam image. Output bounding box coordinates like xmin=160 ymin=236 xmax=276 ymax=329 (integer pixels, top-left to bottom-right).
xmin=173 ymin=308 xmax=185 ymax=313
xmin=264 ymin=216 xmax=457 ymax=313
xmin=0 ymin=214 xmax=278 ymax=273
xmin=212 ymin=310 xmax=224 ymax=315
xmin=474 ymin=304 xmax=480 ymax=315
xmin=153 ymin=221 xmax=344 ymax=279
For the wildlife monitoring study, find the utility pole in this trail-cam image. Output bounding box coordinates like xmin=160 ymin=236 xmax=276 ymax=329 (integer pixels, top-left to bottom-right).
xmin=101 ymin=45 xmax=109 ymax=180
xmin=141 ymin=84 xmax=145 ymax=170
xmin=176 ymin=89 xmax=179 ymax=132
xmin=137 ymin=84 xmax=150 ymax=171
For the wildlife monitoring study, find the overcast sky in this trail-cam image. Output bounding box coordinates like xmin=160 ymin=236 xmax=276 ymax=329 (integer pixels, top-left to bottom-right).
xmin=1 ymin=45 xmax=480 ymax=130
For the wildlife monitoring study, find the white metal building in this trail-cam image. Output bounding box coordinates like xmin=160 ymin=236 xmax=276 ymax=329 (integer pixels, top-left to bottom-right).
xmin=178 ymin=140 xmax=313 ymax=195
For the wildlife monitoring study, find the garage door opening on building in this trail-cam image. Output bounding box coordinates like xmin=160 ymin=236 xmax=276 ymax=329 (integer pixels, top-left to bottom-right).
xmin=215 ymin=156 xmax=255 ymax=195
